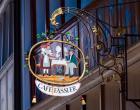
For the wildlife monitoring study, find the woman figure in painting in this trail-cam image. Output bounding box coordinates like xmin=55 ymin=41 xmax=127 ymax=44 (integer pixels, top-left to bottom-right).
xmin=41 ymin=43 xmax=54 ymax=75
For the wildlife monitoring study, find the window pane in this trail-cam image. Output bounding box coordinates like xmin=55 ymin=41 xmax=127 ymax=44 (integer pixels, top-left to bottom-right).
xmin=9 ymin=4 xmax=14 ymax=55
xmin=2 ymin=9 xmax=9 ymax=64
xmin=2 ymin=6 xmax=10 ymax=64
xmin=0 ymin=23 xmax=2 ymax=68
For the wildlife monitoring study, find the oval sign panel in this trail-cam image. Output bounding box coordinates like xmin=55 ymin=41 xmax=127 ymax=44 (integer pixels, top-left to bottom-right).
xmin=27 ymin=40 xmax=86 ymax=96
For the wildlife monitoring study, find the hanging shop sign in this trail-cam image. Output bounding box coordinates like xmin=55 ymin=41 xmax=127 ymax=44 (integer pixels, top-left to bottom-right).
xmin=27 ymin=39 xmax=86 ymax=96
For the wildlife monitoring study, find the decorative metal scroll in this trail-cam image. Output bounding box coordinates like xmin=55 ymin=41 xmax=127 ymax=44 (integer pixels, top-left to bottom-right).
xmin=50 ymin=7 xmax=124 ymax=82
xmin=26 ymin=7 xmax=130 ymax=98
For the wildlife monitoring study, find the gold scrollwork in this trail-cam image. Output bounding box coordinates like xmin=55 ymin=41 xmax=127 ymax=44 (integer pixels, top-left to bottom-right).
xmin=50 ymin=8 xmax=63 ymax=26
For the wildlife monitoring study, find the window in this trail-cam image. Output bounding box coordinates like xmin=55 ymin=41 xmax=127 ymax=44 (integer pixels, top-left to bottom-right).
xmin=2 ymin=12 xmax=8 ymax=64
xmin=2 ymin=5 xmax=10 ymax=65
xmin=0 ymin=23 xmax=2 ymax=68
xmin=9 ymin=4 xmax=14 ymax=56
xmin=0 ymin=3 xmax=14 ymax=67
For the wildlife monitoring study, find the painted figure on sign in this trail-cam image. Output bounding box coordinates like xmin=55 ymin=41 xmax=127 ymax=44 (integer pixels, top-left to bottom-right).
xmin=55 ymin=45 xmax=62 ymax=60
xmin=55 ymin=45 xmax=63 ymax=74
xmin=65 ymin=48 xmax=78 ymax=77
xmin=41 ymin=43 xmax=54 ymax=74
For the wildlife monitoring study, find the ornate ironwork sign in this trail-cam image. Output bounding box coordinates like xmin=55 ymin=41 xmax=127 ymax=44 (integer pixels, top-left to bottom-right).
xmin=27 ymin=39 xmax=86 ymax=96
xmin=26 ymin=6 xmax=131 ymax=99
xmin=25 ymin=2 xmax=140 ymax=108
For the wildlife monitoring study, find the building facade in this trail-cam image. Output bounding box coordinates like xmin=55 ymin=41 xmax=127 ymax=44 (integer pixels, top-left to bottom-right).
xmin=0 ymin=0 xmax=14 ymax=110
xmin=28 ymin=0 xmax=140 ymax=110
xmin=0 ymin=0 xmax=140 ymax=110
